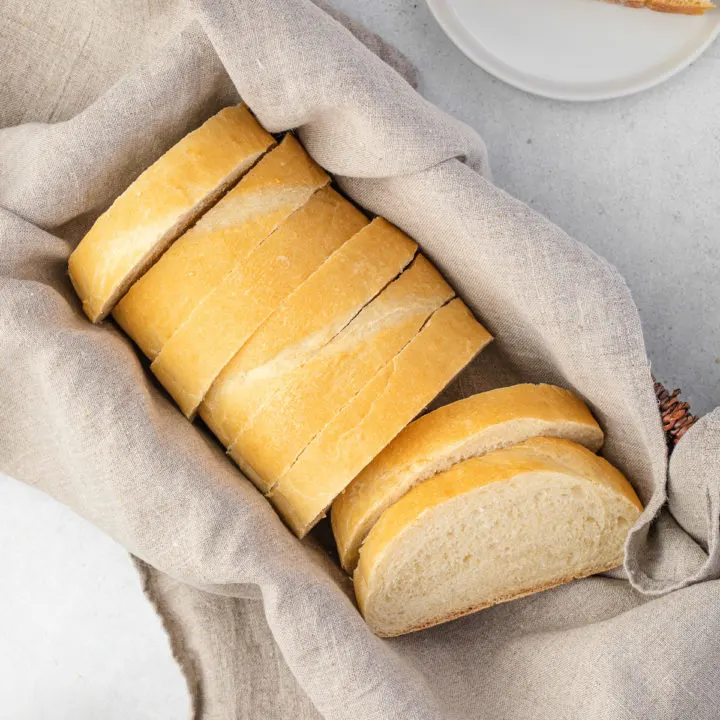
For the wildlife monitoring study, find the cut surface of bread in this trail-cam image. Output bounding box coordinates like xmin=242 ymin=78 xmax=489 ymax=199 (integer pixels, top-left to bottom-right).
xmin=149 ymin=187 xmax=367 ymax=417
xmin=228 ymin=255 xmax=455 ymax=493
xmin=333 ymin=383 xmax=604 ymax=573
xmin=603 ymin=0 xmax=714 ymax=13
xmin=269 ymin=298 xmax=493 ymax=537
xmin=112 ymin=133 xmax=328 ymax=359
xmin=354 ymin=437 xmax=642 ymax=637
xmin=69 ymin=105 xmax=275 ymax=323
xmin=199 ymin=217 xmax=418 ymax=447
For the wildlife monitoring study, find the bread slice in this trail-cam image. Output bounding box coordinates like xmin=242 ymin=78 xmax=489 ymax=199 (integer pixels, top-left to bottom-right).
xmin=198 ymin=218 xmax=418 ymax=448
xmin=603 ymin=0 xmax=714 ymax=14
xmin=149 ymin=187 xmax=367 ymax=417
xmin=112 ymin=134 xmax=329 ymax=359
xmin=269 ymin=299 xmax=493 ymax=537
xmin=333 ymin=384 xmax=604 ymax=573
xmin=228 ymin=255 xmax=455 ymax=493
xmin=69 ymin=105 xmax=275 ymax=323
xmin=355 ymin=437 xmax=642 ymax=637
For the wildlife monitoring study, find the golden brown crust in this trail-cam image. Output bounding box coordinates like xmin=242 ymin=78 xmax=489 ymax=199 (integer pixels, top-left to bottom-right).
xmin=112 ymin=133 xmax=327 ymax=361
xmin=355 ymin=438 xmax=643 ymax=636
xmin=69 ymin=105 xmax=275 ymax=323
xmin=148 ymin=186 xmax=364 ymax=417
xmin=267 ymin=298 xmax=492 ymax=537
xmin=332 ymin=384 xmax=604 ymax=574
xmin=602 ymin=0 xmax=714 ymax=14
xmin=234 ymin=255 xmax=456 ymax=495
xmin=199 ymin=218 xmax=418 ymax=453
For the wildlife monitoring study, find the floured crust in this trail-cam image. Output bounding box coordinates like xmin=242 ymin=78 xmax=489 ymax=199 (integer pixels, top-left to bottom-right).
xmin=69 ymin=105 xmax=275 ymax=322
xmin=603 ymin=0 xmax=714 ymax=14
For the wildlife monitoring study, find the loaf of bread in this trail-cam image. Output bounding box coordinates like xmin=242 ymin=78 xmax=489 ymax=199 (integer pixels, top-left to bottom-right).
xmin=227 ymin=254 xmax=457 ymax=493
xmin=269 ymin=298 xmax=492 ymax=537
xmin=332 ymin=383 xmax=604 ymax=572
xmin=68 ymin=106 xmax=643 ymax=637
xmin=354 ymin=437 xmax=642 ymax=637
xmin=199 ymin=217 xmax=418 ymax=449
xmin=150 ymin=186 xmax=367 ymax=417
xmin=604 ymin=0 xmax=714 ymax=13
xmin=113 ymin=134 xmax=329 ymax=360
xmin=69 ymin=105 xmax=275 ymax=322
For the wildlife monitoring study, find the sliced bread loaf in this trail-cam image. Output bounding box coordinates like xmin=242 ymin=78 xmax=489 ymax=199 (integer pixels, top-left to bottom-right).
xmin=269 ymin=298 xmax=493 ymax=537
xmin=354 ymin=437 xmax=642 ymax=637
xmin=69 ymin=105 xmax=275 ymax=322
xmin=228 ymin=254 xmax=455 ymax=493
xmin=112 ymin=133 xmax=328 ymax=359
xmin=198 ymin=217 xmax=418 ymax=448
xmin=333 ymin=383 xmax=604 ymax=573
xmin=149 ymin=187 xmax=367 ymax=417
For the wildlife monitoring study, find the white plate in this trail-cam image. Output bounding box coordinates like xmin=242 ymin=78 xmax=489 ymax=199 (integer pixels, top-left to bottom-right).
xmin=425 ymin=0 xmax=720 ymax=101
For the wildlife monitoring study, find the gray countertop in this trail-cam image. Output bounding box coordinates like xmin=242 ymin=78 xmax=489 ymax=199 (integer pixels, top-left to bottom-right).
xmin=2 ymin=3 xmax=718 ymax=717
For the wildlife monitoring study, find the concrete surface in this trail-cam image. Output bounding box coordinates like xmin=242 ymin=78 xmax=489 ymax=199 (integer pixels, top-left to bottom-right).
xmin=1 ymin=2 xmax=718 ymax=718
xmin=0 ymin=476 xmax=190 ymax=720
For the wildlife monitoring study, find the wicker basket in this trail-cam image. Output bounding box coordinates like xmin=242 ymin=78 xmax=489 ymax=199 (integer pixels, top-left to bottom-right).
xmin=655 ymin=378 xmax=698 ymax=450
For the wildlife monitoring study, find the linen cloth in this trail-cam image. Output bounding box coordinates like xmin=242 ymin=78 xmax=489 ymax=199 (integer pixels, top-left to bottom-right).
xmin=2 ymin=1 xmax=720 ymax=718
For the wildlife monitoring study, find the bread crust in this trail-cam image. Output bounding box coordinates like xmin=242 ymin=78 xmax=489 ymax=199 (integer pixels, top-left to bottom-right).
xmin=268 ymin=298 xmax=492 ymax=537
xmin=602 ymin=0 xmax=714 ymax=14
xmin=69 ymin=105 xmax=275 ymax=322
xmin=112 ymin=133 xmax=327 ymax=361
xmin=332 ymin=384 xmax=604 ymax=574
xmin=355 ymin=438 xmax=643 ymax=636
xmin=199 ymin=218 xmax=418 ymax=451
xmin=148 ymin=186 xmax=365 ymax=417
xmin=233 ymin=255 xmax=456 ymax=494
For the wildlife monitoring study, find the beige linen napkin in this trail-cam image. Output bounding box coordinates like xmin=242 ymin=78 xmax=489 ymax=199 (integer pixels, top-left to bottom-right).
xmin=1 ymin=1 xmax=719 ymax=718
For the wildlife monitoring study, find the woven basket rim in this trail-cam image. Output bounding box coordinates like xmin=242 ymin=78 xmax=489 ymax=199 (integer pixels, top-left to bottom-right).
xmin=654 ymin=377 xmax=698 ymax=450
